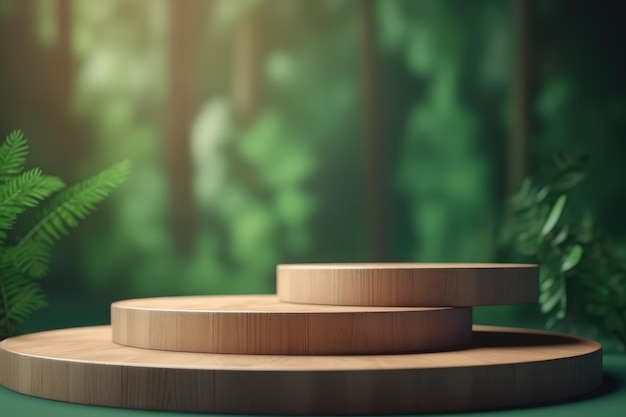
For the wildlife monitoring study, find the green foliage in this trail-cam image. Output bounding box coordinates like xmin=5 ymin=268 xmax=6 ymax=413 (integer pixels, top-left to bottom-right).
xmin=0 ymin=130 xmax=29 ymax=179
xmin=70 ymin=0 xmax=358 ymax=296
xmin=0 ymin=130 xmax=129 ymax=339
xmin=507 ymin=152 xmax=626 ymax=349
xmin=0 ymin=168 xmax=65 ymax=243
xmin=390 ymin=0 xmax=504 ymax=262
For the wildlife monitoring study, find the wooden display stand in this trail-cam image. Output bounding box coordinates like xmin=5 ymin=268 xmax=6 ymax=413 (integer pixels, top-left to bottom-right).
xmin=0 ymin=263 xmax=604 ymax=415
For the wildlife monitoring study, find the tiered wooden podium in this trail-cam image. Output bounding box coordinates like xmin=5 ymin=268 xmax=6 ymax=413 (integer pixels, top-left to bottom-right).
xmin=0 ymin=264 xmax=603 ymax=415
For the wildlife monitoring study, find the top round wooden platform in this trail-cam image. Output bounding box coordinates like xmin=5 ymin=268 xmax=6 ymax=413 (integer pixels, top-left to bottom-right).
xmin=111 ymin=295 xmax=472 ymax=355
xmin=277 ymin=263 xmax=539 ymax=306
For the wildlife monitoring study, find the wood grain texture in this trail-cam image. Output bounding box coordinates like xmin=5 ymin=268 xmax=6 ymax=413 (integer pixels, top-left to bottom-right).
xmin=278 ymin=263 xmax=539 ymax=306
xmin=0 ymin=325 xmax=601 ymax=415
xmin=111 ymin=295 xmax=472 ymax=354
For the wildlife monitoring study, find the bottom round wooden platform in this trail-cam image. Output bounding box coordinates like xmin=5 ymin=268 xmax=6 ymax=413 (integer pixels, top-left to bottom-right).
xmin=0 ymin=325 xmax=602 ymax=415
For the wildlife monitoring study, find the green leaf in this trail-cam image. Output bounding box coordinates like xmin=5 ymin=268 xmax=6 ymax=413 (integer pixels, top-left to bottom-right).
xmin=7 ymin=241 xmax=51 ymax=278
xmin=551 ymin=169 xmax=586 ymax=191
xmin=0 ymin=250 xmax=47 ymax=338
xmin=0 ymin=169 xmax=65 ymax=243
xmin=535 ymin=186 xmax=550 ymax=202
xmin=539 ymin=263 xmax=565 ymax=316
xmin=0 ymin=130 xmax=28 ymax=181
xmin=541 ymin=194 xmax=566 ymax=236
xmin=556 ymin=295 xmax=567 ymax=319
xmin=541 ymin=284 xmax=564 ymax=313
xmin=550 ymin=151 xmax=588 ymax=190
xmin=545 ymin=315 xmax=559 ymax=329
xmin=509 ymin=178 xmax=532 ymax=208
xmin=561 ymin=244 xmax=583 ymax=272
xmin=540 ymin=274 xmax=555 ymax=291
xmin=551 ymin=226 xmax=568 ymax=246
xmin=539 ymin=264 xmax=559 ymax=300
xmin=20 ymin=160 xmax=130 ymax=246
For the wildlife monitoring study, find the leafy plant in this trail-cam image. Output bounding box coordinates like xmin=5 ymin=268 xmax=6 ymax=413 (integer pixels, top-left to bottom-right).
xmin=506 ymin=151 xmax=626 ymax=349
xmin=0 ymin=130 xmax=129 ymax=339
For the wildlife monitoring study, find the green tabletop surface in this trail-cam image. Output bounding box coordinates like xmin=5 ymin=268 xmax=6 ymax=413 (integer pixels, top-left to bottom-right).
xmin=1 ymin=354 xmax=625 ymax=417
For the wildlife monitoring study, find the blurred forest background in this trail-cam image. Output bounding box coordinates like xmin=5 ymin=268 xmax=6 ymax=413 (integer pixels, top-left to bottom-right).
xmin=1 ymin=0 xmax=625 ymax=334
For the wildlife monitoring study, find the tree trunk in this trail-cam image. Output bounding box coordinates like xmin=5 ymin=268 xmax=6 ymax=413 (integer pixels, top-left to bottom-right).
xmin=508 ymin=0 xmax=532 ymax=194
xmin=0 ymin=1 xmax=38 ymax=133
xmin=358 ymin=0 xmax=388 ymax=261
xmin=0 ymin=0 xmax=84 ymax=175
xmin=233 ymin=8 xmax=263 ymax=125
xmin=49 ymin=0 xmax=88 ymax=181
xmin=167 ymin=0 xmax=207 ymax=255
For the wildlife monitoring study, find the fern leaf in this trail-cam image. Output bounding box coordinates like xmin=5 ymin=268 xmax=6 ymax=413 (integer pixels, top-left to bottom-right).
xmin=3 ymin=284 xmax=47 ymax=321
xmin=0 ymin=130 xmax=29 ymax=181
xmin=0 ymin=249 xmax=47 ymax=338
xmin=20 ymin=160 xmax=130 ymax=246
xmin=0 ymin=282 xmax=47 ymax=337
xmin=0 ymin=169 xmax=65 ymax=208
xmin=0 ymin=168 xmax=65 ymax=243
xmin=5 ymin=241 xmax=51 ymax=278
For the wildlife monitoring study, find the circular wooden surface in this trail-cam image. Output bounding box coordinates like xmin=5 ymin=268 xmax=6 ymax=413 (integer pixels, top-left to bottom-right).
xmin=0 ymin=325 xmax=602 ymax=415
xmin=278 ymin=263 xmax=539 ymax=306
xmin=111 ymin=295 xmax=472 ymax=354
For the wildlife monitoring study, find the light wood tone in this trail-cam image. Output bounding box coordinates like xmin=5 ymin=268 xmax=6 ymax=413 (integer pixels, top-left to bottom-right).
xmin=0 ymin=325 xmax=601 ymax=415
xmin=278 ymin=263 xmax=539 ymax=306
xmin=111 ymin=295 xmax=472 ymax=354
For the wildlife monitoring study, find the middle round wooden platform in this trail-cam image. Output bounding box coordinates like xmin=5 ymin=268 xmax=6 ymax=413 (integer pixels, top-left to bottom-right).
xmin=111 ymin=295 xmax=472 ymax=355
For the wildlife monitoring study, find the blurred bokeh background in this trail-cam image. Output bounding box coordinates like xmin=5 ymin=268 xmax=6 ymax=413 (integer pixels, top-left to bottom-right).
xmin=1 ymin=0 xmax=625 ymax=337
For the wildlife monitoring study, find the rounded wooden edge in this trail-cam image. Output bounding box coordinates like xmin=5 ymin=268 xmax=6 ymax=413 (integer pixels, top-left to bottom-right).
xmin=280 ymin=263 xmax=538 ymax=270
xmin=0 ymin=325 xmax=602 ymax=415
xmin=277 ymin=263 xmax=539 ymax=306
xmin=111 ymin=295 xmax=472 ymax=354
